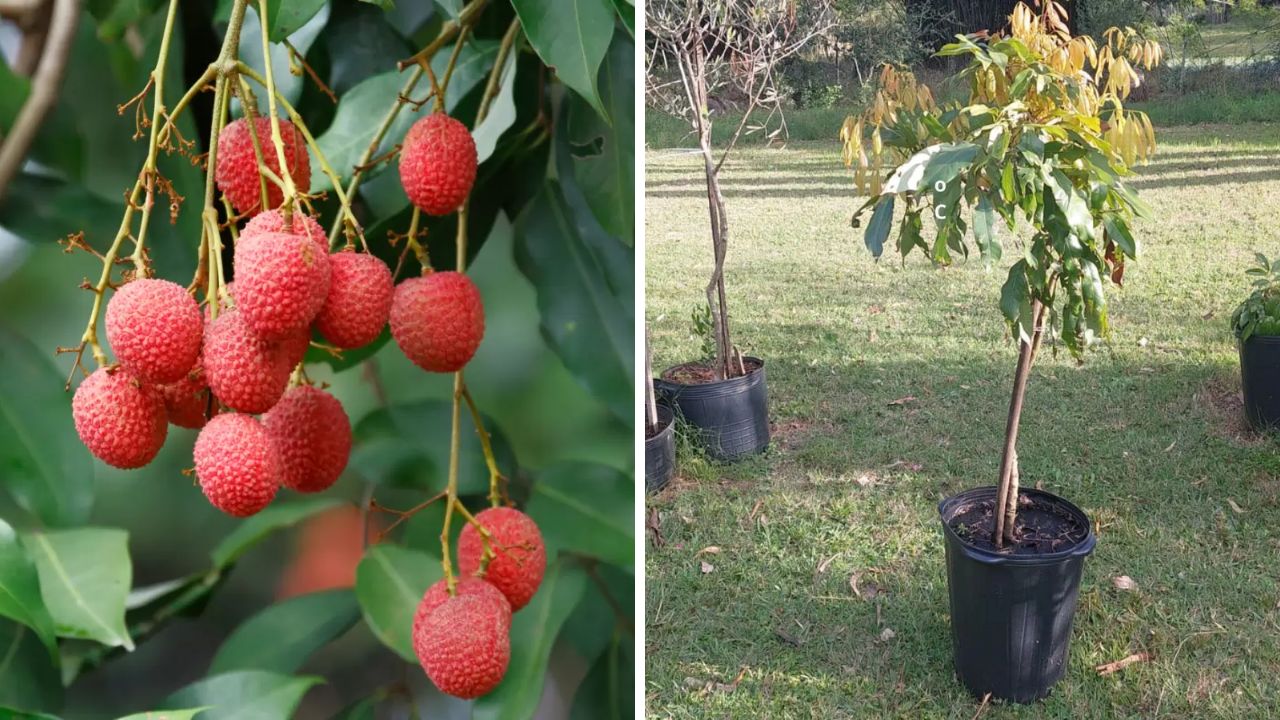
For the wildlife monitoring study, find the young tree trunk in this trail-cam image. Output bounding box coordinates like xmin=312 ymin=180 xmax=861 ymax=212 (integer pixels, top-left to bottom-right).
xmin=993 ymin=299 xmax=1046 ymax=548
xmin=645 ymin=329 xmax=657 ymax=432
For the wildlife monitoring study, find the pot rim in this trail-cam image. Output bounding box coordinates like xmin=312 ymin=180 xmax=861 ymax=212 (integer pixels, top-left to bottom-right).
xmin=938 ymin=486 xmax=1097 ymax=566
xmin=644 ymin=405 xmax=675 ymax=445
xmin=656 ymin=356 xmax=766 ymax=389
xmin=1241 ymin=333 xmax=1280 ymax=346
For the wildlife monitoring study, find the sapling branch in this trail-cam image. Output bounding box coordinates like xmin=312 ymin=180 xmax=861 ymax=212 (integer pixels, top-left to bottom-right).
xmin=993 ymin=298 xmax=1047 ymax=548
xmin=461 ymin=385 xmax=507 ymax=507
xmin=255 ymin=0 xmax=297 ymax=217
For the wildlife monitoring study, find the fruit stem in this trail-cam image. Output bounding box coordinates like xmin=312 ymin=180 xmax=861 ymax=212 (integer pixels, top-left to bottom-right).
xmin=433 ymin=23 xmax=471 ymax=112
xmin=233 ymin=76 xmax=276 ymax=212
xmin=477 ymin=18 xmax=521 ymax=125
xmin=461 ymin=384 xmax=506 ymax=508
xmin=255 ymin=0 xmax=298 ymax=218
xmin=440 ymin=372 xmax=465 ymax=595
xmin=405 ymin=207 xmax=430 ymax=271
xmin=234 ymin=61 xmax=365 ymax=249
xmin=397 ymin=0 xmax=491 ymax=72
xmin=156 ymin=63 xmax=217 ymax=145
xmin=449 ymin=497 xmax=497 ymax=571
xmin=128 ymin=0 xmax=182 ymax=276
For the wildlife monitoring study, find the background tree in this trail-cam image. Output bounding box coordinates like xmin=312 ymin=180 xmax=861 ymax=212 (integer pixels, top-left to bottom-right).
xmin=646 ymin=0 xmax=834 ymax=380
xmin=0 ymin=0 xmax=634 ymax=716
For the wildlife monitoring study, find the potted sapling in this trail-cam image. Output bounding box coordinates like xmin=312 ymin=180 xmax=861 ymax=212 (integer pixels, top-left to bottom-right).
xmin=646 ymin=0 xmax=833 ymax=461
xmin=645 ymin=331 xmax=677 ymax=492
xmin=1231 ymin=253 xmax=1280 ymax=429
xmin=843 ymin=2 xmax=1162 ymax=702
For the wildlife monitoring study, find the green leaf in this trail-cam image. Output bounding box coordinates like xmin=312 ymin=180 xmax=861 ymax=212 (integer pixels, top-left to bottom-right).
xmin=918 ymin=142 xmax=979 ymax=193
xmin=570 ymin=633 xmax=632 ymax=720
xmin=526 ymin=463 xmax=632 ymax=567
xmin=0 ymin=520 xmax=57 ymax=658
xmin=0 ymin=54 xmax=31 ymax=134
xmin=472 ymin=561 xmax=587 ymax=720
xmin=163 ymin=671 xmax=319 ymax=720
xmin=972 ymin=195 xmax=1000 ymax=261
xmin=354 ymin=544 xmax=437 ymax=661
xmin=312 ymin=72 xmax=417 ymax=192
xmin=864 ymin=196 xmax=895 ymax=258
xmin=351 ymin=401 xmax=517 ymax=495
xmin=358 ymin=0 xmax=394 ymax=9
xmin=209 ymin=590 xmax=360 ymax=675
xmin=22 ymin=528 xmax=132 ymax=650
xmin=431 ymin=39 xmax=498 ymax=113
xmin=1103 ymin=214 xmax=1138 ymax=258
xmin=611 ymin=0 xmax=634 ymax=36
xmin=0 ymin=325 xmax=93 ymax=527
xmin=0 ymin=619 xmax=62 ymax=714
xmin=264 ymin=0 xmax=328 ymax=42
xmin=116 ymin=710 xmax=208 ymax=720
xmin=514 ymin=184 xmax=633 ymax=421
xmin=1000 ymin=260 xmax=1035 ymax=343
xmin=473 ymin=49 xmax=519 ymax=164
xmin=210 ymin=498 xmax=344 ymax=569
xmin=510 ymin=0 xmax=614 ymax=118
xmin=568 ymin=31 xmax=634 ymax=246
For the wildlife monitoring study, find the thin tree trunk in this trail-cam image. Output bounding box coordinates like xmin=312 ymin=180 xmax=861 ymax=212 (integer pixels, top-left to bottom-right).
xmin=993 ymin=299 xmax=1045 ymax=548
xmin=645 ymin=329 xmax=657 ymax=431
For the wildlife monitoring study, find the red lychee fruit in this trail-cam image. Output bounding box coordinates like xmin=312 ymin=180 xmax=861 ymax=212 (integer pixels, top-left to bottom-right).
xmin=280 ymin=328 xmax=311 ymax=368
xmin=413 ymin=577 xmax=512 ymax=637
xmin=194 ymin=413 xmax=280 ymax=517
xmin=399 ymin=113 xmax=477 ymax=216
xmin=457 ymin=507 xmax=546 ymax=611
xmin=262 ymin=385 xmax=351 ymax=493
xmin=159 ymin=355 xmax=215 ymax=429
xmin=315 ymin=251 xmax=393 ymax=349
xmin=105 ymin=278 xmax=202 ymax=384
xmin=72 ymin=368 xmax=167 ymax=469
xmin=389 ymin=271 xmax=484 ymax=373
xmin=233 ymin=230 xmax=330 ymax=341
xmin=216 ymin=116 xmax=312 ymax=216
xmin=203 ymin=308 xmax=292 ymax=413
xmin=414 ymin=593 xmax=510 ymax=699
xmin=243 ymin=208 xmax=327 ymax=253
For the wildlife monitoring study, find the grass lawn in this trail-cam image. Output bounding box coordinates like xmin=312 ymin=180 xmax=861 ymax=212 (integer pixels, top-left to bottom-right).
xmin=644 ymin=122 xmax=1280 ymax=718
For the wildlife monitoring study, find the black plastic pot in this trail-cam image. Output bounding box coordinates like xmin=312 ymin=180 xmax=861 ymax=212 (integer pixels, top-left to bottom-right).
xmin=645 ymin=405 xmax=676 ymax=493
xmin=654 ymin=358 xmax=770 ymax=461
xmin=939 ymin=487 xmax=1097 ymax=704
xmin=1239 ymin=334 xmax=1280 ymax=429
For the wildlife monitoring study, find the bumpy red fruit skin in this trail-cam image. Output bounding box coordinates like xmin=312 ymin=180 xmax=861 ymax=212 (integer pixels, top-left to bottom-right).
xmin=399 ymin=114 xmax=477 ymax=216
xmin=216 ymin=117 xmax=311 ymax=216
xmin=72 ymin=368 xmax=167 ymax=469
xmin=159 ymin=355 xmax=214 ymax=429
xmin=243 ymin=209 xmax=327 ymax=252
xmin=413 ymin=578 xmax=512 ymax=637
xmin=194 ymin=413 xmax=279 ymax=517
xmin=389 ymin=272 xmax=484 ymax=372
xmin=105 ymin=278 xmax=202 ymax=384
xmin=457 ymin=508 xmax=546 ymax=611
xmin=414 ymin=594 xmax=510 ymax=699
xmin=316 ymin=251 xmax=393 ymax=349
xmin=233 ymin=230 xmax=330 ymax=341
xmin=203 ymin=308 xmax=292 ymax=413
xmin=262 ymin=386 xmax=351 ymax=493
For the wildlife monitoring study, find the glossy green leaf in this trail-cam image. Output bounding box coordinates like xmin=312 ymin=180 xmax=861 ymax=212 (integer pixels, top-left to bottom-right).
xmin=209 ymin=590 xmax=360 ymax=675
xmin=0 ymin=619 xmax=62 ymax=714
xmin=570 ymin=633 xmax=632 ymax=720
xmin=568 ymin=31 xmax=634 ymax=246
xmin=514 ymin=184 xmax=633 ymax=420
xmin=116 ymin=709 xmax=208 ymax=720
xmin=972 ymin=195 xmax=1000 ymax=261
xmin=611 ymin=0 xmax=634 ymax=36
xmin=264 ymin=0 xmax=328 ymax=41
xmin=560 ymin=562 xmax=632 ymax=662
xmin=431 ymin=39 xmax=497 ymax=112
xmin=1000 ymin=260 xmax=1034 ymax=343
xmin=163 ymin=671 xmax=319 ymax=720
xmin=352 ymin=400 xmax=517 ymax=495
xmin=1103 ymin=214 xmax=1138 ymax=258
xmin=0 ymin=54 xmax=31 ymax=134
xmin=311 ymin=72 xmax=417 ymax=192
xmin=864 ymin=195 xmax=895 ymax=258
xmin=510 ymin=0 xmax=614 ymax=117
xmin=473 ymin=50 xmax=518 ymax=164
xmin=210 ymin=498 xmax=344 ymax=569
xmin=0 ymin=520 xmax=57 ymax=657
xmin=354 ymin=544 xmax=437 ymax=661
xmin=917 ymin=142 xmax=979 ymax=192
xmin=472 ymin=561 xmax=587 ymax=720
xmin=0 ymin=325 xmax=92 ymax=527
xmin=22 ymin=528 xmax=132 ymax=650
xmin=526 ymin=463 xmax=632 ymax=567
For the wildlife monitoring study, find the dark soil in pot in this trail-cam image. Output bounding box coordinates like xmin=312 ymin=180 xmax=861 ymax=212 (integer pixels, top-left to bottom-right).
xmin=645 ymin=405 xmax=676 ymax=493
xmin=654 ymin=357 xmax=769 ymax=461
xmin=939 ymin=486 xmax=1096 ymax=704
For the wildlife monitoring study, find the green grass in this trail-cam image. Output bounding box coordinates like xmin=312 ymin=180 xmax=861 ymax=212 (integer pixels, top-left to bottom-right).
xmin=1133 ymin=90 xmax=1280 ymax=127
xmin=644 ymin=122 xmax=1280 ymax=718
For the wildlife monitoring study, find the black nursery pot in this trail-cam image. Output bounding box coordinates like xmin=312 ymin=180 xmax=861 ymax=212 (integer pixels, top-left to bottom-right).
xmin=645 ymin=405 xmax=676 ymax=493
xmin=1239 ymin=334 xmax=1280 ymax=429
xmin=938 ymin=487 xmax=1097 ymax=704
xmin=654 ymin=358 xmax=770 ymax=461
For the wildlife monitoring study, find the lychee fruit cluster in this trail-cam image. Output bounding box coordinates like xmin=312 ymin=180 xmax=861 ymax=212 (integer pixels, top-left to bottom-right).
xmin=411 ymin=508 xmax=545 ymax=698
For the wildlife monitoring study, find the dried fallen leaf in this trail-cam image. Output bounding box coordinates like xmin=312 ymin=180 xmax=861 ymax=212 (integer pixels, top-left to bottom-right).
xmin=879 ymin=627 xmax=896 ymax=642
xmin=849 ymin=572 xmax=861 ymax=598
xmin=1227 ymin=498 xmax=1245 ymax=514
xmin=646 ymin=507 xmax=664 ymax=547
xmin=817 ymin=552 xmax=840 ymax=574
xmin=888 ymin=396 xmax=916 ymax=406
xmin=697 ymin=546 xmax=721 ymax=556
xmin=869 ymin=305 xmax=885 ymax=315
xmin=855 ymin=473 xmax=877 ymax=487
xmin=1095 ymin=651 xmax=1151 ymax=675
xmin=1113 ymin=575 xmax=1138 ymax=592
xmin=1164 ymin=440 xmax=1176 ymax=452
xmin=700 ymin=561 xmax=715 ymax=574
